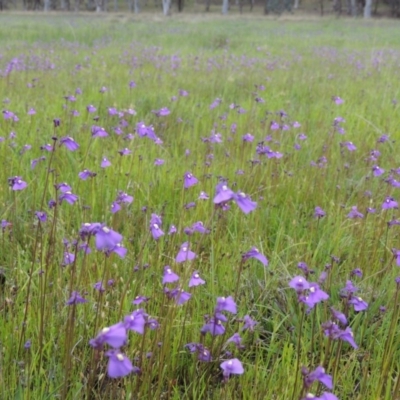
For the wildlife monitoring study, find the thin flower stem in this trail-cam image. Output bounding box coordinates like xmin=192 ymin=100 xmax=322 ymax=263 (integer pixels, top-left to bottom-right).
xmin=291 ymin=305 xmax=305 ymax=400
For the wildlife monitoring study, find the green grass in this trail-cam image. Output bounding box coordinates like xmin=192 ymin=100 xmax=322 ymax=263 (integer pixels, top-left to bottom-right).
xmin=0 ymin=14 xmax=400 ymax=400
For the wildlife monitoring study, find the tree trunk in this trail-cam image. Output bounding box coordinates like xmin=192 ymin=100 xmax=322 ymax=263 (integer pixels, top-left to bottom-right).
xmin=44 ymin=0 xmax=50 ymax=10
xmin=293 ymin=0 xmax=299 ymax=8
xmin=350 ymin=0 xmax=356 ymax=14
xmin=363 ymin=0 xmax=372 ymax=16
xmin=177 ymin=0 xmax=183 ymax=11
xmin=162 ymin=0 xmax=170 ymax=15
xmin=134 ymin=0 xmax=139 ymax=12
xmin=205 ymin=0 xmax=210 ymax=10
xmin=222 ymin=0 xmax=228 ymax=13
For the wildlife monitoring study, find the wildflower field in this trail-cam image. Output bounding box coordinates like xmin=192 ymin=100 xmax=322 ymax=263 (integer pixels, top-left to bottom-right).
xmin=1 ymin=14 xmax=400 ymax=400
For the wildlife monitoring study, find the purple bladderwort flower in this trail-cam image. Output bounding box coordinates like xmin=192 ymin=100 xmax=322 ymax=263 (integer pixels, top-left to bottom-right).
xmin=332 ymin=96 xmax=344 ymax=105
xmin=351 ymin=268 xmax=363 ymax=278
xmin=242 ymin=247 xmax=268 ymax=266
xmin=242 ymin=133 xmax=254 ymax=142
xmin=89 ymin=322 xmax=127 ymax=349
xmin=382 ymin=196 xmax=398 ymax=210
xmin=303 ymin=366 xmax=333 ymax=390
xmin=153 ymin=107 xmax=170 ymax=117
xmin=201 ymin=316 xmax=226 ymax=336
xmin=166 ymin=287 xmax=192 ymax=305
xmin=101 ymin=157 xmax=111 ymax=168
xmin=129 ymin=80 xmax=136 ymax=88
xmin=132 ymin=296 xmax=149 ymax=305
xmin=63 ymin=252 xmax=75 ymax=266
xmin=185 ymin=201 xmax=196 ymax=210
xmin=105 ymin=350 xmax=136 ymax=378
xmin=226 ymin=333 xmax=245 ymax=350
xmin=60 ymin=136 xmax=79 ymax=151
xmin=348 ymin=296 xmax=368 ymax=312
xmin=314 ymin=206 xmax=326 ymax=219
xmin=341 ymin=141 xmax=356 ymax=152
xmin=220 ymin=358 xmax=244 ymax=379
xmin=184 ymin=172 xmax=198 ymax=189
xmin=214 ymin=182 xmax=235 ymax=204
xmin=216 ymin=296 xmax=237 ymax=314
xmin=59 ymin=191 xmax=78 ymax=205
xmin=95 ymin=226 xmax=123 ymax=251
xmin=48 ymin=199 xmax=56 ymax=209
xmin=198 ymin=191 xmax=209 ymax=200
xmin=192 ymin=221 xmax=209 ymax=234
xmin=118 ymin=148 xmax=132 ymax=156
xmin=162 ymin=266 xmax=180 ymax=284
xmin=339 ymin=326 xmax=358 ymax=349
xmin=108 ymin=243 xmax=127 ymax=259
xmin=241 ymin=315 xmax=257 ymax=331
xmin=124 ymin=309 xmax=147 ymax=334
xmin=189 ymin=271 xmax=205 ymax=287
xmin=233 ymin=191 xmax=257 ymax=214
xmin=372 ymin=165 xmax=385 ymax=177
xmin=330 ymin=307 xmax=348 ymax=326
xmin=302 ymin=283 xmax=329 ymax=309
xmin=93 ymin=281 xmax=105 ymax=292
xmin=347 ymin=206 xmax=364 ymax=219
xmin=92 ymin=125 xmax=108 ymax=138
xmin=154 ymin=158 xmax=164 ymax=166
xmin=179 ymin=89 xmax=188 ymax=96
xmin=342 ymin=280 xmax=358 ymax=296
xmin=31 ymin=156 xmax=46 ymax=169
xmin=270 ymin=121 xmax=280 ymax=130
xmin=168 ymin=225 xmax=177 ymax=235
xmin=8 ymin=176 xmax=27 ymax=191
xmin=99 ymin=86 xmax=107 ymax=93
xmin=35 ymin=211 xmax=47 ymax=222
xmin=150 ymin=223 xmax=164 ymax=240
xmin=115 ymin=191 xmax=133 ymax=205
xmin=289 ymin=276 xmax=310 ymax=293
xmin=87 ymin=104 xmax=96 ymax=113
xmin=20 ymin=144 xmax=31 ymax=155
xmin=79 ymin=169 xmax=96 ymax=180
xmin=41 ymin=143 xmax=53 ymax=152
xmin=66 ymin=291 xmax=88 ymax=305
xmin=24 ymin=340 xmax=31 ymax=350
xmin=176 ymin=242 xmax=196 ymax=263
xmin=210 ymin=98 xmax=222 ymax=110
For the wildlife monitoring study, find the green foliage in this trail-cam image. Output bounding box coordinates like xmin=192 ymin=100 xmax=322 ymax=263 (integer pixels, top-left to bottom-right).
xmin=0 ymin=15 xmax=400 ymax=400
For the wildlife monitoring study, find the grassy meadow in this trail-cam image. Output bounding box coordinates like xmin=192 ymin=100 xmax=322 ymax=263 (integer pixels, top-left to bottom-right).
xmin=1 ymin=14 xmax=400 ymax=400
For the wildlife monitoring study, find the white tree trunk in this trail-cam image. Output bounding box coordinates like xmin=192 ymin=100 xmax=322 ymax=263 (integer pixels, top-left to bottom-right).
xmin=134 ymin=0 xmax=140 ymax=12
xmin=222 ymin=0 xmax=228 ymax=13
xmin=293 ymin=0 xmax=299 ymax=8
xmin=364 ymin=0 xmax=372 ymax=17
xmin=162 ymin=0 xmax=170 ymax=14
xmin=44 ymin=0 xmax=50 ymax=10
xmin=95 ymin=0 xmax=102 ymax=11
xmin=350 ymin=0 xmax=356 ymax=15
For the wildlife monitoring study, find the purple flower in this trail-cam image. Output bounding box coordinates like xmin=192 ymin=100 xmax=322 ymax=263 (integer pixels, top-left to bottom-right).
xmin=79 ymin=169 xmax=96 ymax=180
xmin=175 ymin=242 xmax=196 ymax=263
xmin=111 ymin=202 xmax=121 ymax=214
xmin=60 ymin=136 xmax=79 ymax=151
xmin=347 ymin=206 xmax=364 ymax=219
xmin=132 ymin=296 xmax=149 ymax=305
xmin=339 ymin=326 xmax=358 ymax=349
xmin=118 ymin=148 xmax=132 ymax=156
xmin=154 ymin=158 xmax=164 ymax=166
xmin=372 ymin=165 xmax=385 ymax=176
xmin=101 ymin=157 xmax=111 ymax=168
xmin=348 ymin=296 xmax=368 ymax=312
xmin=302 ymin=283 xmax=329 ymax=309
xmin=242 ymin=133 xmax=254 ymax=142
xmin=304 ymin=366 xmax=333 ymax=389
xmin=342 ymin=141 xmax=356 ymax=152
xmin=214 ymin=182 xmax=235 ymax=204
xmin=95 ymin=226 xmax=123 ymax=251
xmin=314 ymin=206 xmax=326 ymax=218
xmin=330 ymin=308 xmax=347 ymax=325
xmin=289 ymin=276 xmax=310 ymax=293
xmin=382 ymin=196 xmax=398 ymax=210
xmin=216 ymin=296 xmax=237 ymax=314
xmin=87 ymin=104 xmax=96 ymax=113
xmin=184 ymin=172 xmax=198 ymax=189
xmin=242 ymin=315 xmax=257 ymax=331
xmin=168 ymin=225 xmax=177 ymax=235
xmin=8 ymin=176 xmax=27 ymax=191
xmin=242 ymin=247 xmax=268 ymax=266
xmin=59 ymin=191 xmax=78 ymax=205
xmin=220 ymin=358 xmax=244 ymax=378
xmin=234 ymin=192 xmax=257 ymax=214
xmin=92 ymin=126 xmax=109 ymax=138
xmin=63 ymin=252 xmax=75 ymax=266
xmin=192 ymin=221 xmax=209 ymax=234
xmin=201 ymin=317 xmax=225 ymax=336
xmin=124 ymin=309 xmax=146 ymax=334
xmin=90 ymin=323 xmax=127 ymax=349
xmin=153 ymin=107 xmax=170 ymax=117
xmin=189 ymin=271 xmax=205 ymax=287
xmin=226 ymin=333 xmax=244 ymax=349
xmin=66 ymin=291 xmax=88 ymax=305
xmin=150 ymin=223 xmax=164 ymax=240
xmin=332 ymin=96 xmax=344 ymax=105
xmin=35 ymin=211 xmax=47 ymax=222
xmin=162 ymin=266 xmax=180 ymax=284
xmin=109 ymin=243 xmax=127 ymax=259
xmin=24 ymin=340 xmax=31 ymax=349
xmin=105 ymin=350 xmax=135 ymax=378
xmin=167 ymin=287 xmax=192 ymax=305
